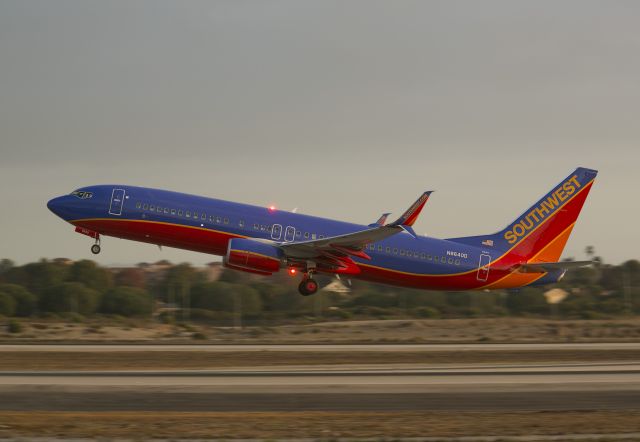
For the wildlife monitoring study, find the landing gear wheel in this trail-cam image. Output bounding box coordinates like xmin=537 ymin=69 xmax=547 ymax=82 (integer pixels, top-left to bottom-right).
xmin=91 ymin=244 xmax=101 ymax=255
xmin=298 ymin=278 xmax=318 ymax=296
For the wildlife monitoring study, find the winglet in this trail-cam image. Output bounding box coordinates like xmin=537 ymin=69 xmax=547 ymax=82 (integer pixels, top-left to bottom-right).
xmin=368 ymin=212 xmax=391 ymax=227
xmin=389 ymin=191 xmax=433 ymax=228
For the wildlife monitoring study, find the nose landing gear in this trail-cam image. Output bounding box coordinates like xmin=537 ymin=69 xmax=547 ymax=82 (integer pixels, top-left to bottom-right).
xmin=90 ymin=236 xmax=101 ymax=255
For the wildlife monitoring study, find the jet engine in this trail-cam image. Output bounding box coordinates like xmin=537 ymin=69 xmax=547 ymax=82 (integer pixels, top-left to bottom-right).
xmin=223 ymin=238 xmax=283 ymax=275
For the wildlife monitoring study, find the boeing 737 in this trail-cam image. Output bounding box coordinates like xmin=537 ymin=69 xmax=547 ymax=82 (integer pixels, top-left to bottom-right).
xmin=47 ymin=167 xmax=597 ymax=295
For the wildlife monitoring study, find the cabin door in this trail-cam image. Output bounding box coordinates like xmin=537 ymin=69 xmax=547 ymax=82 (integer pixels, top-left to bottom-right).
xmin=108 ymin=189 xmax=125 ymax=216
xmin=271 ymin=224 xmax=282 ymax=240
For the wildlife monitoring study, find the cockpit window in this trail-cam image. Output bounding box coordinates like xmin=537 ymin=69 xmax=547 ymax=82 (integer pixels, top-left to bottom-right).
xmin=71 ymin=190 xmax=93 ymax=199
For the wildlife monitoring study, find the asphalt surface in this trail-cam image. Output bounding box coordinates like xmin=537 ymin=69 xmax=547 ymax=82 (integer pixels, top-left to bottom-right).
xmin=1 ymin=363 xmax=639 ymax=412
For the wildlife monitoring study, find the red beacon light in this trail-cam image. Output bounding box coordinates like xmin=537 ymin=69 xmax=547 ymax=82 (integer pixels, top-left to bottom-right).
xmin=288 ymin=268 xmax=297 ymax=276
xmin=268 ymin=205 xmax=276 ymax=212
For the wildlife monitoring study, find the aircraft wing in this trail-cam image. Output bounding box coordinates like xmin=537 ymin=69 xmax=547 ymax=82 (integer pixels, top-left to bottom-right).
xmin=516 ymin=260 xmax=594 ymax=273
xmin=278 ymin=192 xmax=433 ymax=267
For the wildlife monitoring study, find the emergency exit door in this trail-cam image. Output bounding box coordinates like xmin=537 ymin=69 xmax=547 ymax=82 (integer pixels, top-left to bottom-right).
xmin=477 ymin=253 xmax=491 ymax=282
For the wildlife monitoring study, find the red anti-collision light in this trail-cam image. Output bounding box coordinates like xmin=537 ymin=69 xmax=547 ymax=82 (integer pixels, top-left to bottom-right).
xmin=288 ymin=268 xmax=297 ymax=276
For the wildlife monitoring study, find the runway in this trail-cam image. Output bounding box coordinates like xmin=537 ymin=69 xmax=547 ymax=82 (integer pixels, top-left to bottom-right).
xmin=1 ymin=363 xmax=639 ymax=412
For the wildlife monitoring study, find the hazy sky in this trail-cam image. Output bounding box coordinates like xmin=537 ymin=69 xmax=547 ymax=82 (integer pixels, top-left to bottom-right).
xmin=0 ymin=0 xmax=638 ymax=266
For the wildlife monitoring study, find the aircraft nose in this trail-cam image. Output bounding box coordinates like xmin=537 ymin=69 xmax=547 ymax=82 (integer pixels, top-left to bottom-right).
xmin=47 ymin=196 xmax=71 ymax=219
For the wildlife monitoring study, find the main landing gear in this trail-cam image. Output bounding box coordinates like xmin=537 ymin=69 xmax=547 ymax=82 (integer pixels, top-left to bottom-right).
xmin=298 ymin=274 xmax=319 ymax=296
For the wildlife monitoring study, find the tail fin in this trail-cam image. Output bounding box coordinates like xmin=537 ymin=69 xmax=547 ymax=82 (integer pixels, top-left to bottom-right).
xmin=448 ymin=167 xmax=597 ymax=262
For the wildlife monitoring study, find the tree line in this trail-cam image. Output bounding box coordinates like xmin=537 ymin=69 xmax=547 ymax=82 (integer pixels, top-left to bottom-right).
xmin=0 ymin=257 xmax=638 ymax=322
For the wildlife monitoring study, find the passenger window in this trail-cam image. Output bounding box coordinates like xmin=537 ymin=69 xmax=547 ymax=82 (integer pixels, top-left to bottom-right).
xmin=319 ymin=235 xmax=325 ymax=239
xmin=149 ymin=205 xmax=155 ymax=211
xmin=136 ymin=202 xmax=141 ymax=209
xmin=448 ymin=257 xmax=454 ymax=264
xmin=202 ymin=213 xmax=206 ymax=220
xmin=178 ymin=210 xmax=183 ymax=216
xmin=311 ymin=233 xmax=316 ymax=239
xmin=455 ymin=259 xmax=460 ymax=266
xmin=186 ymin=211 xmax=191 ymax=218
xmin=164 ymin=208 xmax=169 ymax=214
xmin=378 ymin=245 xmax=383 ymax=251
xmin=143 ymin=203 xmax=149 ymax=210
xmin=304 ymin=232 xmax=309 ymax=239
xmin=441 ymin=256 xmax=446 ymax=263
xmin=216 ymin=216 xmax=221 ymax=223
xmin=224 ymin=218 xmax=229 ymax=224
xmin=296 ymin=231 xmax=301 ymax=237
xmin=427 ymin=254 xmax=432 ymax=261
xmin=193 ymin=212 xmax=198 ymax=219
xmin=171 ymin=209 xmax=176 ymax=215
xmin=386 ymin=246 xmax=391 ymax=253
xmin=400 ymin=250 xmax=405 ymax=256
xmin=253 ymin=223 xmax=259 ymax=230
xmin=434 ymin=256 xmax=439 ymax=262
xmin=260 ymin=225 xmax=266 ymax=231
xmin=421 ymin=252 xmax=426 ymax=259
xmin=239 ymin=220 xmax=245 ymax=227
xmin=393 ymin=248 xmax=398 ymax=254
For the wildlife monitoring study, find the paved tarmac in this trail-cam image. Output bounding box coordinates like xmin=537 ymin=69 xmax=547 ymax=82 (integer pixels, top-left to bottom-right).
xmin=1 ymin=363 xmax=639 ymax=411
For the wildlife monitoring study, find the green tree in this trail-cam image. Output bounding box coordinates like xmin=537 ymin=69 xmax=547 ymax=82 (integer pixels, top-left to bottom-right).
xmin=350 ymin=290 xmax=397 ymax=308
xmin=155 ymin=263 xmax=205 ymax=304
xmin=114 ymin=268 xmax=146 ymax=289
xmin=40 ymin=282 xmax=101 ymax=315
xmin=0 ymin=292 xmax=16 ymax=316
xmin=0 ymin=284 xmax=37 ymax=316
xmin=4 ymin=260 xmax=68 ymax=295
xmin=505 ymin=288 xmax=548 ymax=315
xmin=66 ymin=260 xmax=113 ymax=292
xmin=101 ymin=287 xmax=153 ymax=316
xmin=191 ymin=282 xmax=262 ymax=314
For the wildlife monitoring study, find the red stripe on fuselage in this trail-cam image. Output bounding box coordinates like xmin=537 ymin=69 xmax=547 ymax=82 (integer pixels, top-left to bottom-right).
xmin=73 ymin=218 xmax=241 ymax=256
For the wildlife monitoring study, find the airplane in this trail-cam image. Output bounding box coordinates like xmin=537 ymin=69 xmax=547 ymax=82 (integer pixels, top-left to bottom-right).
xmin=47 ymin=167 xmax=597 ymax=296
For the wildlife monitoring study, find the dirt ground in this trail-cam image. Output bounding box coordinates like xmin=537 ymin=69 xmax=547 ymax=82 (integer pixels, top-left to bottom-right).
xmin=2 ymin=349 xmax=640 ymax=370
xmin=1 ymin=411 xmax=640 ymax=439
xmin=3 ymin=317 xmax=640 ymax=344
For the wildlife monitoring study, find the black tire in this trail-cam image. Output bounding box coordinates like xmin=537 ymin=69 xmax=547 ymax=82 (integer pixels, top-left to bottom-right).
xmin=91 ymin=244 xmax=101 ymax=255
xmin=299 ymin=278 xmax=318 ymax=296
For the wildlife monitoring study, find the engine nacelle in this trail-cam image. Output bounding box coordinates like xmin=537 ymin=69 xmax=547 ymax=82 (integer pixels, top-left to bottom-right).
xmin=224 ymin=238 xmax=283 ymax=275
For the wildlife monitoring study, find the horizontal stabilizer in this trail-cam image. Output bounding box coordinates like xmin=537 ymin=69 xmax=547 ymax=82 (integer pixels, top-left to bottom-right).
xmin=516 ymin=260 xmax=593 ymax=273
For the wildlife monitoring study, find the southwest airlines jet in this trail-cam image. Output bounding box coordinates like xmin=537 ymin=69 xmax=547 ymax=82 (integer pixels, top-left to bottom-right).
xmin=47 ymin=167 xmax=597 ymax=296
